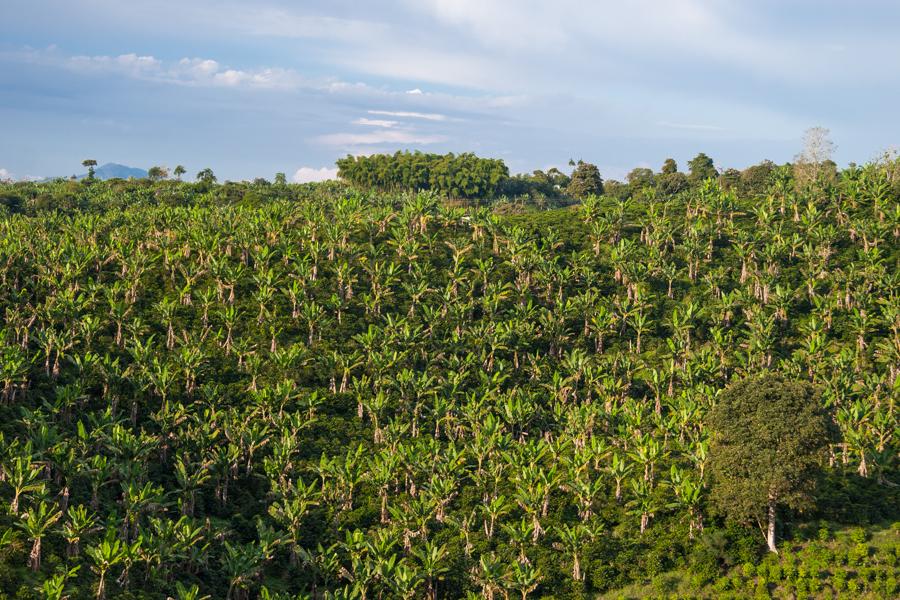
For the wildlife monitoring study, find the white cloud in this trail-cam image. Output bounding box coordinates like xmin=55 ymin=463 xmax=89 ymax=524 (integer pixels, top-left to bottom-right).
xmin=0 ymin=168 xmax=12 ymax=181
xmin=317 ymin=130 xmax=447 ymax=146
xmin=69 ymin=52 xmax=162 ymax=76
xmin=20 ymin=48 xmax=307 ymax=90
xmin=368 ymin=110 xmax=446 ymax=121
xmin=353 ymin=118 xmax=399 ymax=128
xmin=292 ymin=166 xmax=339 ymax=183
xmin=406 ymin=88 xmax=424 ymax=95
xmin=388 ymin=0 xmax=900 ymax=91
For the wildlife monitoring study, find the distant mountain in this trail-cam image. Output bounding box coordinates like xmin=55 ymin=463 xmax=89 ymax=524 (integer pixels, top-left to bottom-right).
xmin=74 ymin=163 xmax=148 ymax=180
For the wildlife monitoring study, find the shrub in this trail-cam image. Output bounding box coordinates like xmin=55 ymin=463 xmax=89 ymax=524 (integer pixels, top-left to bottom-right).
xmin=713 ymin=576 xmax=731 ymax=592
xmin=848 ymin=543 xmax=869 ymax=566
xmin=753 ymin=581 xmax=770 ymax=599
xmin=690 ymin=572 xmax=710 ymax=589
xmin=650 ymin=574 xmax=678 ymax=595
xmin=831 ymin=569 xmax=847 ymax=591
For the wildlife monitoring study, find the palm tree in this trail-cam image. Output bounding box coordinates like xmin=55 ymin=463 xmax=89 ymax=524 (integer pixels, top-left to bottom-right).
xmin=173 ymin=455 xmax=210 ymax=516
xmin=5 ymin=455 xmax=45 ymax=514
xmin=508 ymin=560 xmax=541 ymax=600
xmin=18 ymin=499 xmax=62 ymax=571
xmin=479 ymin=494 xmax=510 ymax=539
xmin=221 ymin=541 xmax=264 ymax=600
xmin=268 ymin=478 xmax=319 ymax=565
xmin=472 ymin=553 xmax=506 ymax=600
xmin=667 ymin=466 xmax=704 ymax=538
xmin=412 ymin=540 xmax=449 ymax=600
xmin=627 ymin=478 xmax=661 ymax=534
xmin=86 ymin=533 xmax=125 ymax=599
xmin=607 ymin=453 xmax=632 ymax=503
xmin=38 ymin=565 xmax=80 ymax=600
xmin=62 ymin=504 xmax=96 ymax=558
xmin=553 ymin=522 xmax=596 ymax=582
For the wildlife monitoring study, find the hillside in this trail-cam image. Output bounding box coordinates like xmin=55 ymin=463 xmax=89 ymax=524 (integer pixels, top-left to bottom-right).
xmin=0 ymin=168 xmax=896 ymax=599
xmin=602 ymin=522 xmax=898 ymax=599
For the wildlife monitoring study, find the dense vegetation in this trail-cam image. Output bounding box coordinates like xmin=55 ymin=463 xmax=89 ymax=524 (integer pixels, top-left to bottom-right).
xmin=0 ymin=157 xmax=897 ymax=599
xmin=335 ymin=152 xmax=510 ymax=199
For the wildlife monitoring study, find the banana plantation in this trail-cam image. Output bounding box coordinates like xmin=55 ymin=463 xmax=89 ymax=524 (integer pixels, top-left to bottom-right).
xmin=0 ymin=168 xmax=897 ymax=599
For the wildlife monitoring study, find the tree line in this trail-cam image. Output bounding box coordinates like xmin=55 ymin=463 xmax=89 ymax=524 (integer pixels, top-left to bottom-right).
xmin=336 ymin=151 xmax=510 ymax=199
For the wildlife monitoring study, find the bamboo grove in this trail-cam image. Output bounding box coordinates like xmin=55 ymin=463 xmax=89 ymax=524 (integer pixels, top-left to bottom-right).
xmin=0 ymin=165 xmax=897 ymax=599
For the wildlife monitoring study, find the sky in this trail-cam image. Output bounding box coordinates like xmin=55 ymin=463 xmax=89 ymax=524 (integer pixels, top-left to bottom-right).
xmin=2 ymin=0 xmax=900 ymax=182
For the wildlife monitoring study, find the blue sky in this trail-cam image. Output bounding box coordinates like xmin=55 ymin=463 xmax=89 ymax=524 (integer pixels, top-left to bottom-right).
xmin=2 ymin=0 xmax=900 ymax=182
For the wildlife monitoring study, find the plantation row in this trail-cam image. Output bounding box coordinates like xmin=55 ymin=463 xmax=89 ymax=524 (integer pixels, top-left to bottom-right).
xmin=0 ymin=168 xmax=897 ymax=599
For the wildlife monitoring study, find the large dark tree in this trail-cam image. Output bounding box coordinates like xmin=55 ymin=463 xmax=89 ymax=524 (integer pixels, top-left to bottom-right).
xmin=566 ymin=160 xmax=604 ymax=199
xmin=739 ymin=160 xmax=776 ymax=197
xmin=657 ymin=172 xmax=688 ymax=196
xmin=708 ymin=374 xmax=837 ymax=553
xmin=147 ymin=166 xmax=169 ymax=182
xmin=688 ymin=152 xmax=717 ymax=183
xmin=82 ymin=159 xmax=98 ymax=181
xmin=196 ymin=168 xmax=217 ymax=185
xmin=626 ymin=167 xmax=655 ymax=191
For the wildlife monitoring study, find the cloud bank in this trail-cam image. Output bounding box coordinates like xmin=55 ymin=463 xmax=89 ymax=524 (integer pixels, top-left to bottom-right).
xmin=292 ymin=166 xmax=338 ymax=183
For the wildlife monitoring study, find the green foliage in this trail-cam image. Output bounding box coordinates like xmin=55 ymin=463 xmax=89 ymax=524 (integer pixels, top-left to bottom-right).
xmin=626 ymin=168 xmax=654 ymax=190
xmin=195 ymin=168 xmax=216 ymax=184
xmin=567 ymin=160 xmax=604 ymax=199
xmin=687 ymin=152 xmax=717 ymax=183
xmin=336 ymin=151 xmax=509 ymax=198
xmin=500 ymin=168 xmax=572 ymax=204
xmin=708 ymin=375 xmax=838 ymax=541
xmin=656 ymin=171 xmax=689 ymax=197
xmin=661 ymin=158 xmax=678 ymax=175
xmin=0 ymin=155 xmax=897 ymax=598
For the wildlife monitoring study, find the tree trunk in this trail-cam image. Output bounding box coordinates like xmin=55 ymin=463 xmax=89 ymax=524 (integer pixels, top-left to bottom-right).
xmin=29 ymin=537 xmax=41 ymax=571
xmin=766 ymin=494 xmax=778 ymax=553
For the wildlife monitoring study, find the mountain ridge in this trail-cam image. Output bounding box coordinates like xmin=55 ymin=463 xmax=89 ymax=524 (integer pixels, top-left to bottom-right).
xmin=65 ymin=162 xmax=149 ymax=181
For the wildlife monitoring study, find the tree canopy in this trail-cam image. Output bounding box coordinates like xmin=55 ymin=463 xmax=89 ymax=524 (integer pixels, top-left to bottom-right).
xmin=688 ymin=153 xmax=718 ymax=183
xmin=336 ymin=151 xmax=509 ymax=199
xmin=708 ymin=375 xmax=838 ymax=552
xmin=566 ymin=160 xmax=604 ymax=199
